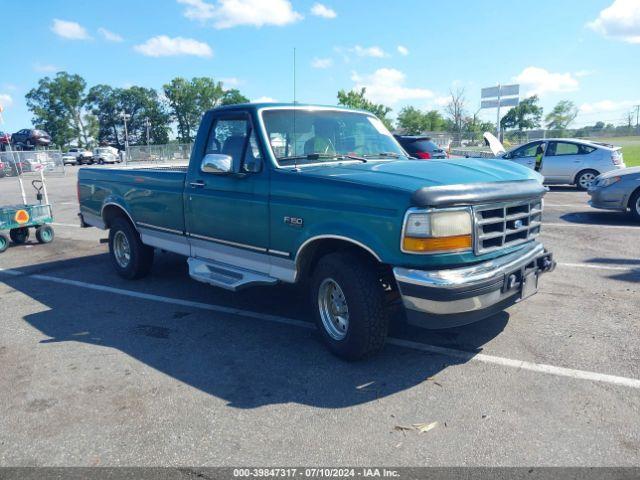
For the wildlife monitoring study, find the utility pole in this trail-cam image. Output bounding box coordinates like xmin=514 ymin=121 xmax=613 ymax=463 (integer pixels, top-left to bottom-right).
xmin=634 ymin=105 xmax=640 ymax=129
xmin=120 ymin=111 xmax=131 ymax=164
xmin=144 ymin=117 xmax=151 ymax=147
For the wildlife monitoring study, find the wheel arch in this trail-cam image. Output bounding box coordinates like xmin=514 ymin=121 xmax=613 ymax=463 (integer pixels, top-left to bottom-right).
xmin=101 ymin=202 xmax=136 ymax=230
xmin=627 ymin=186 xmax=640 ymax=210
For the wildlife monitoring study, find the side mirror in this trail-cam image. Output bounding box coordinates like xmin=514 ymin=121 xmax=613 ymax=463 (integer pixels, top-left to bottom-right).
xmin=201 ymin=153 xmax=233 ymax=174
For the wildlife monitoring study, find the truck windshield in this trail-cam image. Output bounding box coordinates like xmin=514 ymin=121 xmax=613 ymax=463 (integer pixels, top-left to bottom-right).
xmin=262 ymin=109 xmax=406 ymax=166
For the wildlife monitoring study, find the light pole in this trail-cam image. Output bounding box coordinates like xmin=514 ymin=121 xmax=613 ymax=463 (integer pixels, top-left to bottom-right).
xmin=120 ymin=111 xmax=131 ymax=164
xmin=144 ymin=117 xmax=151 ymax=147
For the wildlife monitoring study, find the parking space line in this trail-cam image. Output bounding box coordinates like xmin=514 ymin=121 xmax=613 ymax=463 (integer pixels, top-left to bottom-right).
xmin=544 ymin=222 xmax=638 ymax=230
xmin=559 ymin=262 xmax=637 ymax=272
xmin=52 ymin=222 xmax=81 ymax=228
xmin=2 ymin=266 xmax=640 ymax=390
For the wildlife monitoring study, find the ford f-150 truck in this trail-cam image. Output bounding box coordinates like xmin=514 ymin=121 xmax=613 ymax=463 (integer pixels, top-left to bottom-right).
xmin=78 ymin=103 xmax=555 ymax=360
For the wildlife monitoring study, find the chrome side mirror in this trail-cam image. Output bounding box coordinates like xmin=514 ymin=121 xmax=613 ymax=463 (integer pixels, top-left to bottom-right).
xmin=201 ymin=153 xmax=233 ymax=174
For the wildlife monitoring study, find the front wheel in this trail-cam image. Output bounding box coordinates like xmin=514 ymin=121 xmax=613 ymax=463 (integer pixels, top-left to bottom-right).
xmin=310 ymin=251 xmax=389 ymax=360
xmin=9 ymin=227 xmax=29 ymax=244
xmin=0 ymin=233 xmax=9 ymax=253
xmin=35 ymin=225 xmax=54 ymax=243
xmin=108 ymin=217 xmax=154 ymax=279
xmin=575 ymin=170 xmax=598 ymax=191
xmin=629 ymin=190 xmax=640 ymax=221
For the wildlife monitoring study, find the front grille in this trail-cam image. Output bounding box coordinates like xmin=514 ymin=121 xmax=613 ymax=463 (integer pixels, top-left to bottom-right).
xmin=473 ymin=198 xmax=542 ymax=254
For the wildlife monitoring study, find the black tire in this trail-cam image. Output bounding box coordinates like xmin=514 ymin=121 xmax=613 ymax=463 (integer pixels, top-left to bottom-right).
xmin=575 ymin=169 xmax=599 ymax=191
xmin=310 ymin=251 xmax=389 ymax=360
xmin=0 ymin=233 xmax=9 ymax=253
xmin=35 ymin=225 xmax=54 ymax=244
xmin=108 ymin=217 xmax=154 ymax=279
xmin=629 ymin=189 xmax=640 ymax=222
xmin=9 ymin=227 xmax=29 ymax=244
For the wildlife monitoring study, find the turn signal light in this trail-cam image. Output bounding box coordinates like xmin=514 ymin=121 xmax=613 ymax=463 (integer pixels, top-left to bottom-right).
xmin=402 ymin=234 xmax=472 ymax=253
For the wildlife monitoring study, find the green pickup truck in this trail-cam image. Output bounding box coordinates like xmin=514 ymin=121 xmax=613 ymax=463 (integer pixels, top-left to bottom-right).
xmin=78 ymin=103 xmax=555 ymax=359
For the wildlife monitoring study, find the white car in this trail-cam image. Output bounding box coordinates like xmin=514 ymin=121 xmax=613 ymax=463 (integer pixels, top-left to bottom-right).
xmin=486 ymin=135 xmax=626 ymax=190
xmin=66 ymin=148 xmax=94 ymax=165
xmin=93 ymin=147 xmax=120 ymax=164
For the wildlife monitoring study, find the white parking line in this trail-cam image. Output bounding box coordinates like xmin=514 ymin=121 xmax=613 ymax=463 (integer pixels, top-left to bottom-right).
xmin=52 ymin=222 xmax=81 ymax=228
xmin=544 ymin=204 xmax=590 ymax=208
xmin=1 ymin=267 xmax=639 ymax=390
xmin=559 ymin=262 xmax=637 ymax=272
xmin=545 ymin=222 xmax=638 ymax=230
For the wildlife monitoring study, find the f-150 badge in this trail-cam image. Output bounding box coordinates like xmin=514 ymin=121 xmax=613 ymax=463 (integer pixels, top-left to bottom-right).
xmin=284 ymin=216 xmax=303 ymax=227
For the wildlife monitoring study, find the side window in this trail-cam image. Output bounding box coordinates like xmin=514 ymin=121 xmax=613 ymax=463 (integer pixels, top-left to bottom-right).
xmin=205 ymin=117 xmax=262 ymax=173
xmin=512 ymin=142 xmax=541 ymax=158
xmin=550 ymin=142 xmax=580 ymax=156
xmin=578 ymin=144 xmax=596 ymax=154
xmin=243 ymin=131 xmax=263 ymax=173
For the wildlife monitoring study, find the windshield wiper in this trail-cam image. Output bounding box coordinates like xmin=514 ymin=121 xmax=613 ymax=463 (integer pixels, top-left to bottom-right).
xmin=363 ymin=152 xmax=401 ymax=159
xmin=277 ymin=153 xmax=367 ymax=163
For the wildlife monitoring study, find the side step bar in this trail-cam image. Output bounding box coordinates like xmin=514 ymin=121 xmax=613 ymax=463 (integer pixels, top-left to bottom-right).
xmin=187 ymin=257 xmax=278 ymax=291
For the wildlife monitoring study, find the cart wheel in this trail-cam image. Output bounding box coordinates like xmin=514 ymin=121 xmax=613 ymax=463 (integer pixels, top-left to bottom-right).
xmin=9 ymin=227 xmax=30 ymax=244
xmin=35 ymin=225 xmax=54 ymax=244
xmin=0 ymin=233 xmax=8 ymax=253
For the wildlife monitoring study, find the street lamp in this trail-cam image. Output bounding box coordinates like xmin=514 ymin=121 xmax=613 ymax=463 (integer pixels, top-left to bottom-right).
xmin=144 ymin=117 xmax=151 ymax=147
xmin=120 ymin=111 xmax=131 ymax=163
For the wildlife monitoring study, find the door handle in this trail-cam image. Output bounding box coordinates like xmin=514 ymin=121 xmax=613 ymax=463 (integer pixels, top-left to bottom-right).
xmin=189 ymin=180 xmax=205 ymax=188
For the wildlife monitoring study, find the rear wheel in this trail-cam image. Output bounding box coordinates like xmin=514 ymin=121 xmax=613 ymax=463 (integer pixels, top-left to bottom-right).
xmin=0 ymin=233 xmax=9 ymax=253
xmin=108 ymin=217 xmax=154 ymax=279
xmin=629 ymin=189 xmax=640 ymax=221
xmin=310 ymin=251 xmax=389 ymax=360
xmin=9 ymin=227 xmax=29 ymax=244
xmin=35 ymin=225 xmax=54 ymax=243
xmin=575 ymin=169 xmax=598 ymax=191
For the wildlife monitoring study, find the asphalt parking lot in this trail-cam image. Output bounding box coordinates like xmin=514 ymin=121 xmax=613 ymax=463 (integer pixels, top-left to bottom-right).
xmin=0 ymin=169 xmax=639 ymax=467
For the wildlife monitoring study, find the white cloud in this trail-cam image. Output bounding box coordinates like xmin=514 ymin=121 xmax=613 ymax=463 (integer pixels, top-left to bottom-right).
xmin=579 ymin=99 xmax=640 ymax=114
xmin=33 ymin=63 xmax=60 ymax=73
xmin=0 ymin=93 xmax=13 ymax=108
xmin=311 ymin=57 xmax=333 ymax=69
xmin=514 ymin=66 xmax=579 ymax=97
xmin=177 ymin=0 xmax=302 ymax=28
xmin=98 ymin=27 xmax=124 ymax=42
xmin=587 ymin=0 xmax=640 ymax=43
xmin=311 ymin=3 xmax=336 ymax=19
xmin=434 ymin=96 xmax=449 ymax=107
xmin=51 ymin=19 xmax=91 ymax=40
xmin=220 ymin=77 xmax=241 ymax=86
xmin=134 ymin=36 xmax=213 ymax=57
xmin=397 ymin=45 xmax=409 ymax=56
xmin=352 ymin=45 xmax=387 ymax=58
xmin=351 ymin=68 xmax=433 ymax=105
xmin=574 ymin=69 xmax=595 ymax=78
xmin=252 ymin=96 xmax=277 ymax=103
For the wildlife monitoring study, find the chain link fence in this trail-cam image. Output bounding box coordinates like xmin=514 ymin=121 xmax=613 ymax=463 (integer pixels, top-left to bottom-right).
xmin=125 ymin=144 xmax=193 ymax=164
xmin=0 ymin=150 xmax=65 ymax=177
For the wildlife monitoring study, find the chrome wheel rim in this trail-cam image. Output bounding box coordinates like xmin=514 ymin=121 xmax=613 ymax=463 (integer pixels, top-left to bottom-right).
xmin=579 ymin=172 xmax=596 ymax=189
xmin=113 ymin=231 xmax=131 ymax=268
xmin=318 ymin=278 xmax=349 ymax=341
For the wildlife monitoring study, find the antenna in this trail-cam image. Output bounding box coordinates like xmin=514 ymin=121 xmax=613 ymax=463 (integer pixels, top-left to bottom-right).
xmin=293 ymin=47 xmax=297 ymax=170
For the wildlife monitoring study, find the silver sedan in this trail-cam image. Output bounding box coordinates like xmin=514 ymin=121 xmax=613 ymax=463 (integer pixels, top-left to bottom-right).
xmin=588 ymin=166 xmax=640 ymax=220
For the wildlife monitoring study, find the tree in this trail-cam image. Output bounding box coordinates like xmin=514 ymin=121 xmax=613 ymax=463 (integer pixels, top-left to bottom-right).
xmin=86 ymin=85 xmax=170 ymax=147
xmin=444 ymin=88 xmax=466 ymax=134
xmin=425 ymin=110 xmax=445 ymax=131
xmin=545 ymin=100 xmax=578 ymax=130
xmin=25 ymin=72 xmax=91 ymax=147
xmin=337 ymin=88 xmax=393 ymax=130
xmin=397 ymin=106 xmax=428 ymax=134
xmin=163 ymin=77 xmax=250 ymax=142
xmin=500 ymin=95 xmax=543 ymax=132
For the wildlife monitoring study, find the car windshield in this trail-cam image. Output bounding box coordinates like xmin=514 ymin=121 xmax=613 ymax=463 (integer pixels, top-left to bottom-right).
xmin=262 ymin=109 xmax=406 ymax=166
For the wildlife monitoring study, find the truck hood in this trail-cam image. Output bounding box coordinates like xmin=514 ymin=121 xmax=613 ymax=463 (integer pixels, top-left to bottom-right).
xmin=298 ymin=158 xmax=543 ymax=193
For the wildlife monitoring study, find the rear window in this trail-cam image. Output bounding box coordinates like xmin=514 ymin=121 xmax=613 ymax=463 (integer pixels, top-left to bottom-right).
xmin=404 ymin=139 xmax=441 ymax=153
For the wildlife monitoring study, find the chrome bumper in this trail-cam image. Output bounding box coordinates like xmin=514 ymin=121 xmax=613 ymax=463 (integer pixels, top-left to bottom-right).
xmin=393 ymin=242 xmax=555 ymax=329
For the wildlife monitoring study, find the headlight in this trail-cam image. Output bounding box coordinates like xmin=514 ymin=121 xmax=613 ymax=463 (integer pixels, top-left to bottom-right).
xmin=597 ymin=176 xmax=621 ymax=187
xmin=402 ymin=209 xmax=473 ymax=254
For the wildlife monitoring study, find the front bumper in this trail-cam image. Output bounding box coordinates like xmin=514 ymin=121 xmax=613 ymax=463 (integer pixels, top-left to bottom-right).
xmin=588 ymin=186 xmax=627 ymax=211
xmin=393 ymin=242 xmax=555 ymax=329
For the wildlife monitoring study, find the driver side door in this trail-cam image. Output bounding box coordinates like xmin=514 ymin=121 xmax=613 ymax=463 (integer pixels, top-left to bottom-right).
xmin=505 ymin=141 xmax=543 ymax=170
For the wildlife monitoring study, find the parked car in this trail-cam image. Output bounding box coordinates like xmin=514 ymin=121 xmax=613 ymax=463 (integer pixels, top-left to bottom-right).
xmin=78 ymin=103 xmax=555 ymax=360
xmin=495 ymin=138 xmax=626 ymax=190
xmin=0 ymin=131 xmax=11 ymax=151
xmin=588 ymin=166 xmax=640 ymax=220
xmin=93 ymin=147 xmax=120 ymax=164
xmin=11 ymin=129 xmax=51 ymax=148
xmin=62 ymin=154 xmax=77 ymax=166
xmin=66 ymin=148 xmax=94 ymax=165
xmin=394 ymin=135 xmax=447 ymax=159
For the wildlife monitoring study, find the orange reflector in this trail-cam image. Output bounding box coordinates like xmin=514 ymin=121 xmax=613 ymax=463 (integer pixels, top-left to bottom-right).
xmin=403 ymin=234 xmax=472 ymax=253
xmin=14 ymin=210 xmax=30 ymax=224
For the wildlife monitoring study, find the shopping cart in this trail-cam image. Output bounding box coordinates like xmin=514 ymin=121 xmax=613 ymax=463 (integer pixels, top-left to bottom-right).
xmin=0 ymin=150 xmax=54 ymax=253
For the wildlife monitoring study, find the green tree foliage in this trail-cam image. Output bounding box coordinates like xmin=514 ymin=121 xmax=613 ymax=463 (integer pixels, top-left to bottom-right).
xmin=397 ymin=106 xmax=446 ymax=134
xmin=25 ymin=72 xmax=91 ymax=147
xmin=163 ymin=77 xmax=249 ymax=142
xmin=500 ymin=95 xmax=543 ymax=132
xmin=337 ymin=88 xmax=393 ymax=130
xmin=545 ymin=100 xmax=578 ymax=130
xmin=86 ymin=85 xmax=170 ymax=147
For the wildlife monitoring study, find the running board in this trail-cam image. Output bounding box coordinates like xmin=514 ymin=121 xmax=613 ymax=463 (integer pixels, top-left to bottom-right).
xmin=187 ymin=257 xmax=278 ymax=291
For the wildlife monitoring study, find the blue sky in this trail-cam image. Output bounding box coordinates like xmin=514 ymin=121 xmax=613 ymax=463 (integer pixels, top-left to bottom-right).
xmin=1 ymin=0 xmax=639 ymax=134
